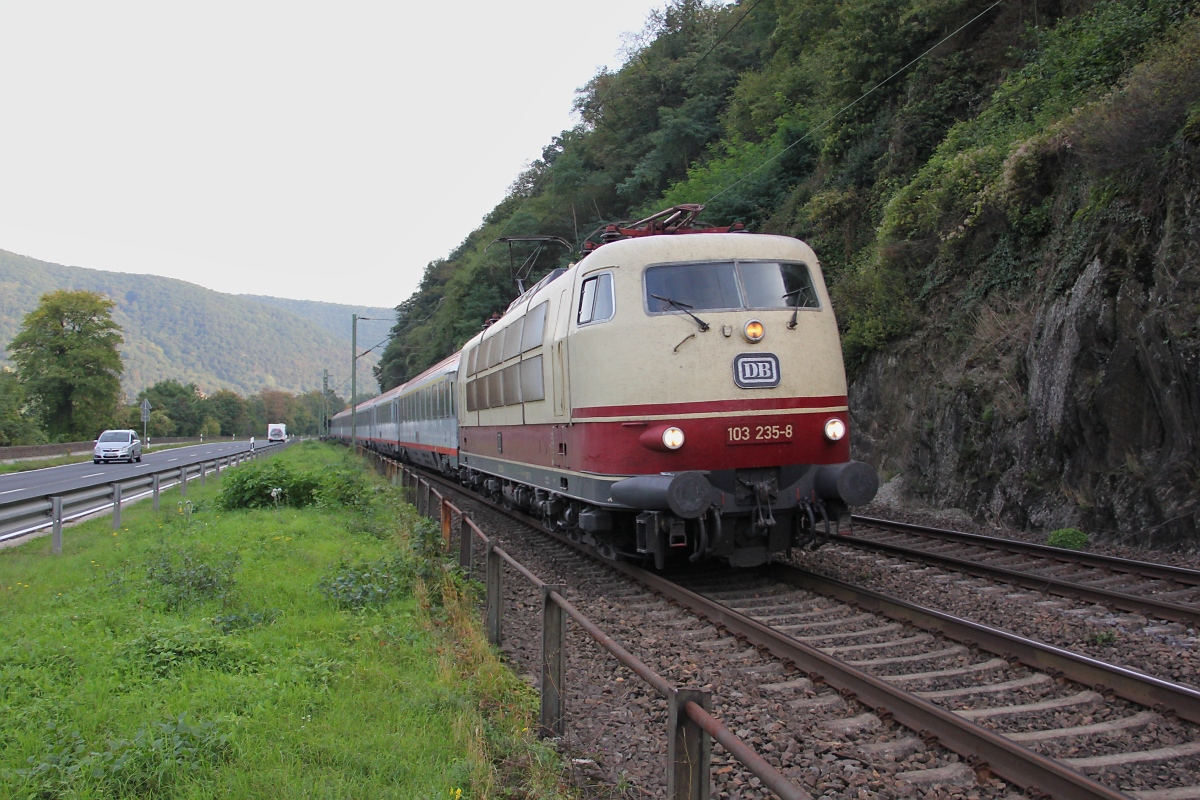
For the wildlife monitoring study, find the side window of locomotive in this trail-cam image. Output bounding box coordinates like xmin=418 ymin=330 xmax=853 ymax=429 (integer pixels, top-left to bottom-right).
xmin=577 ymin=272 xmax=614 ymax=325
xmin=739 ymin=261 xmax=819 ymax=310
xmin=486 ymin=332 xmax=503 ymax=368
xmin=519 ymin=355 xmax=545 ymax=402
xmin=467 ymin=346 xmax=478 ymax=376
xmin=503 ymin=318 xmax=523 ymax=361
xmin=521 ymin=301 xmax=547 ymax=351
xmin=645 ymin=262 xmax=740 ymax=313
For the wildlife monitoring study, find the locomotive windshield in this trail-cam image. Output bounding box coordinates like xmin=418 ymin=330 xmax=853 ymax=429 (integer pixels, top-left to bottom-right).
xmin=645 ymin=261 xmax=818 ymax=313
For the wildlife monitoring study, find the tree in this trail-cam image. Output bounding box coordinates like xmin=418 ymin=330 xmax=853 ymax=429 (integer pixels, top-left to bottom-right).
xmin=146 ymin=410 xmax=176 ymax=438
xmin=201 ymin=389 xmax=249 ymax=436
xmin=0 ymin=369 xmax=46 ymax=446
xmin=6 ymin=290 xmax=124 ymax=440
xmin=258 ymin=390 xmax=295 ymax=426
xmin=139 ymin=380 xmax=203 ymax=437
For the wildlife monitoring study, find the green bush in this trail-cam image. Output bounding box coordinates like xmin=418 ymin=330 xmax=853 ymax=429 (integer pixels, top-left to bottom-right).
xmin=1047 ymin=527 xmax=1089 ymax=550
xmin=216 ymin=460 xmax=320 ymax=510
xmin=317 ymin=556 xmax=412 ymax=610
xmin=9 ymin=717 xmax=230 ymax=797
xmin=217 ymin=459 xmax=376 ymax=511
xmin=314 ymin=464 xmax=375 ymax=508
xmin=124 ymin=624 xmax=251 ymax=677
xmin=145 ymin=548 xmax=240 ymax=610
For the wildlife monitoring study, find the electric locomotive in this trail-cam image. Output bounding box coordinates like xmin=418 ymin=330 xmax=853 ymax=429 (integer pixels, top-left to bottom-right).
xmin=334 ymin=206 xmax=878 ymax=567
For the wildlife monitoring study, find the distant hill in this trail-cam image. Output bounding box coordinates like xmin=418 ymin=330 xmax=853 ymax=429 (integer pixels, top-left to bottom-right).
xmin=241 ymin=295 xmax=394 ymax=352
xmin=0 ymin=249 xmax=394 ymax=398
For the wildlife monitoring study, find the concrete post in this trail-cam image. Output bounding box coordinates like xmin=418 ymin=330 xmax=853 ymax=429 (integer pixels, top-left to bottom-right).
xmin=152 ymin=473 xmax=160 ymax=511
xmin=180 ymin=467 xmax=188 ymax=498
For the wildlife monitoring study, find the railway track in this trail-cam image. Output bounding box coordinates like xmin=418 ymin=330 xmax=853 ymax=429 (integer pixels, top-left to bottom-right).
xmin=835 ymin=517 xmax=1200 ymax=628
xmin=405 ymin=466 xmax=1200 ymax=799
xmin=662 ymin=564 xmax=1200 ymax=800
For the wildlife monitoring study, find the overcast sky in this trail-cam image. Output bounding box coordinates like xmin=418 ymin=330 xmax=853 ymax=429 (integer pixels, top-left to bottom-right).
xmin=0 ymin=1 xmax=665 ymax=307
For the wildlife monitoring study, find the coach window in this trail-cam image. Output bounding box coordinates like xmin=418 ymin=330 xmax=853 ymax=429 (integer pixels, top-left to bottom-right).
xmin=577 ymin=272 xmax=614 ymax=325
xmin=467 ymin=346 xmax=478 ymax=376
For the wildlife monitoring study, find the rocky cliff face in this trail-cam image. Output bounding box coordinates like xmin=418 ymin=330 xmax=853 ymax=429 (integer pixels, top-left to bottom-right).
xmin=850 ymin=136 xmax=1200 ymax=547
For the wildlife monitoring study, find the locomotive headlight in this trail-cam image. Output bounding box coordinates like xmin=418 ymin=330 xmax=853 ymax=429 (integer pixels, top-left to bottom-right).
xmin=823 ymin=418 xmax=846 ymax=442
xmin=743 ymin=319 xmax=765 ymax=343
xmin=662 ymin=426 xmax=685 ymax=450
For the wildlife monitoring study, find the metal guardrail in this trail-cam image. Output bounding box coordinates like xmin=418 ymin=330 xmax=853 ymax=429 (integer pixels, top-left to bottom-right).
xmin=0 ymin=443 xmax=283 ymax=550
xmin=360 ymin=447 xmax=809 ymax=800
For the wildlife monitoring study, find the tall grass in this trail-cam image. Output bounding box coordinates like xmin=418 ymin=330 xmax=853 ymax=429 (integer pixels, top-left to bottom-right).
xmin=0 ymin=442 xmax=573 ymax=799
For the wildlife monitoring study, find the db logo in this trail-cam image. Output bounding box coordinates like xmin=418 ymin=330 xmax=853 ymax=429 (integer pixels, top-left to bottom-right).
xmin=733 ymin=353 xmax=781 ymax=388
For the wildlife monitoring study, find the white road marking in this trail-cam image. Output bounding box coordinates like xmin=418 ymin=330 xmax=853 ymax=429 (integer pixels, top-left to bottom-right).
xmin=168 ymin=458 xmax=179 ymax=462
xmin=82 ymin=472 xmax=105 ymax=478
xmin=0 ymin=488 xmax=23 ymax=495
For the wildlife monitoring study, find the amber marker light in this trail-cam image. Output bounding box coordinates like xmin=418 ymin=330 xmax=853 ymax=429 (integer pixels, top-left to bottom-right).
xmin=823 ymin=418 xmax=846 ymax=441
xmin=743 ymin=319 xmax=765 ymax=342
xmin=662 ymin=427 xmax=686 ymax=450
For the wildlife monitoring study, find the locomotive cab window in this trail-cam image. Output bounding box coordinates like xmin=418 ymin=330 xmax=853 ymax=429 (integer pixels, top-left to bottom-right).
xmin=645 ymin=261 xmax=819 ymax=313
xmin=577 ymin=272 xmax=614 ymax=325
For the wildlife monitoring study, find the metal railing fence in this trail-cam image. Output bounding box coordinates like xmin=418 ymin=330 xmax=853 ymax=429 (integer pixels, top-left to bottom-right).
xmin=0 ymin=444 xmax=283 ymax=550
xmin=360 ymin=447 xmax=809 ymax=800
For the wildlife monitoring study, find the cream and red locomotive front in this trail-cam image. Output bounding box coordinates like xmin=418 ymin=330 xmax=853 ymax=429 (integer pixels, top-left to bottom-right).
xmin=331 ymin=208 xmax=878 ymax=567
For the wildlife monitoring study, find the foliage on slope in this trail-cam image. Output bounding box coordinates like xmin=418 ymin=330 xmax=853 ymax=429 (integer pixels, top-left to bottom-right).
xmin=0 ymin=250 xmax=386 ymax=397
xmin=377 ymin=0 xmax=1199 ymax=393
xmin=240 ymin=294 xmax=394 ymax=353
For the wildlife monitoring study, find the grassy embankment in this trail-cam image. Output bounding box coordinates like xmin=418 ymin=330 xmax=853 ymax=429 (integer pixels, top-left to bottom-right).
xmin=0 ymin=441 xmax=572 ymax=799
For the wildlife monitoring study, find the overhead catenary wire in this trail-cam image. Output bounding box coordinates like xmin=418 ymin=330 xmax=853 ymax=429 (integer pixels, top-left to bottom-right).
xmin=704 ymin=0 xmax=1005 ymax=206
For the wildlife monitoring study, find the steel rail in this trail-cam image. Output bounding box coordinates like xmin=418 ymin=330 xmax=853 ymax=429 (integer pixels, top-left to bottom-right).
xmin=389 ymin=459 xmax=811 ymax=799
xmin=408 ymin=464 xmax=1122 ymax=800
xmin=766 ymin=563 xmax=1200 ymax=725
xmin=852 ymin=515 xmax=1200 ymax=584
xmin=394 ymin=458 xmax=1185 ymax=798
xmin=836 ymin=527 xmax=1200 ymax=627
xmin=620 ymin=563 xmax=1127 ymax=800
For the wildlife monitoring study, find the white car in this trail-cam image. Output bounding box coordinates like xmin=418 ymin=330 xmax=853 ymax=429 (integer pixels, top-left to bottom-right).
xmin=94 ymin=429 xmax=143 ymax=463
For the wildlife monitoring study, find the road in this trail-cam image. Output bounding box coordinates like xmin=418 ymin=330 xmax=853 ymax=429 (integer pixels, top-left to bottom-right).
xmin=0 ymin=440 xmax=270 ymax=505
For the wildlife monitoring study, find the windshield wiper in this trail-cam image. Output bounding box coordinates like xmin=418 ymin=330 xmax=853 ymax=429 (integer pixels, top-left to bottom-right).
xmin=651 ymin=294 xmax=709 ymax=332
xmin=783 ymin=286 xmax=812 ymax=329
